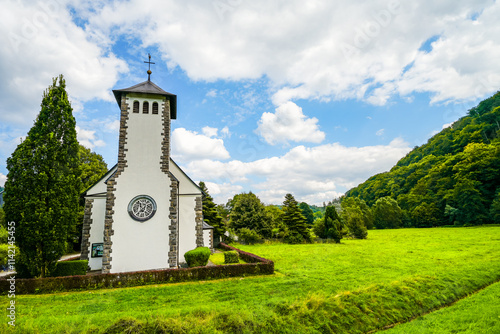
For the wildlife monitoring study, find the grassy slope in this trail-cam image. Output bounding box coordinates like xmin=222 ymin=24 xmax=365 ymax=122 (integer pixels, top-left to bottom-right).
xmin=383 ymin=280 xmax=500 ymax=334
xmin=1 ymin=227 xmax=500 ymax=333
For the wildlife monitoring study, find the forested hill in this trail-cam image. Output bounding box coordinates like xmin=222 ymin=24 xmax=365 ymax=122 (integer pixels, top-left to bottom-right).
xmin=345 ymin=92 xmax=500 ymax=227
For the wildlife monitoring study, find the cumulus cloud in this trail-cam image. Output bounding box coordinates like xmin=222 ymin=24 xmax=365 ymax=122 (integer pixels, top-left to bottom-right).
xmin=256 ymin=101 xmax=325 ymax=145
xmin=76 ymin=126 xmax=106 ymax=149
xmin=0 ymin=0 xmax=128 ymax=126
xmin=202 ymin=181 xmax=244 ymax=205
xmin=183 ymin=137 xmax=411 ymax=205
xmin=171 ymin=128 xmax=230 ymax=162
xmin=79 ymin=0 xmax=499 ymax=106
xmin=0 ymin=173 xmax=6 ymax=187
xmin=202 ymin=126 xmax=218 ymax=137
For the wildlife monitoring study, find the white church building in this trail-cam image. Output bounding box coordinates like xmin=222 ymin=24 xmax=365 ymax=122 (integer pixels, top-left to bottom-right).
xmin=81 ymin=66 xmax=213 ymax=274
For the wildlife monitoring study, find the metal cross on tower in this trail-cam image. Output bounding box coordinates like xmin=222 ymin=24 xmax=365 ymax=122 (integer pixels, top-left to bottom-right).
xmin=144 ymin=53 xmax=155 ymax=81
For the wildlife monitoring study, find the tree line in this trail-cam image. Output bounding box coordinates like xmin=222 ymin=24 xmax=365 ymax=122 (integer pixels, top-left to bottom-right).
xmin=199 ymin=187 xmax=370 ymax=245
xmin=345 ymin=92 xmax=500 ymax=227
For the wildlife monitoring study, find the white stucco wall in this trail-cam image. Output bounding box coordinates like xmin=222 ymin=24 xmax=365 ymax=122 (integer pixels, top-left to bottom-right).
xmin=170 ymin=160 xmax=202 ymax=263
xmin=87 ymin=197 xmax=106 ymax=270
xmin=109 ymin=95 xmax=171 ymax=273
xmin=203 ymin=229 xmax=212 ymax=250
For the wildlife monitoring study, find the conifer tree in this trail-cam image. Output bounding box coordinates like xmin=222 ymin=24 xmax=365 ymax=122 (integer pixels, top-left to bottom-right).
xmin=4 ymin=75 xmax=81 ymax=277
xmin=199 ymin=181 xmax=225 ymax=243
xmin=282 ymin=193 xmax=310 ymax=243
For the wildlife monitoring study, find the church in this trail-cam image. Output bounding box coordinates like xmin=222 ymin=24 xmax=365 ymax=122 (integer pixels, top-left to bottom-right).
xmin=80 ymin=59 xmax=213 ymax=274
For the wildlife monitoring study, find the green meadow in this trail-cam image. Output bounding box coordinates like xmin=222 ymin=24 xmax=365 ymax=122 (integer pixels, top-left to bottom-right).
xmin=384 ymin=280 xmax=500 ymax=334
xmin=2 ymin=226 xmax=500 ymax=333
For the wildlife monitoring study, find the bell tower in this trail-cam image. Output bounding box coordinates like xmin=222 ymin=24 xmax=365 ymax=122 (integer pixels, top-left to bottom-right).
xmin=101 ymin=56 xmax=179 ymax=274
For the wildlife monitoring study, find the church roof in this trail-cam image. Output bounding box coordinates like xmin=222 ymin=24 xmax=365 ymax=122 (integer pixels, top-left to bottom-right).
xmin=113 ymin=80 xmax=177 ymax=119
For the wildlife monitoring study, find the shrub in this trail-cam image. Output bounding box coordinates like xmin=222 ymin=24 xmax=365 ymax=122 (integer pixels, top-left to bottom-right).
xmin=224 ymin=251 xmax=239 ymax=264
xmin=237 ymin=228 xmax=261 ymax=244
xmin=50 ymin=260 xmax=88 ymax=277
xmin=184 ymin=247 xmax=211 ymax=267
xmin=0 ymin=244 xmax=8 ymax=267
xmin=0 ymin=226 xmax=8 ymax=244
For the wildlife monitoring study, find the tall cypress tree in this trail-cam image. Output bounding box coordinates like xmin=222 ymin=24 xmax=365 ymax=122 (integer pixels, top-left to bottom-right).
xmin=4 ymin=75 xmax=81 ymax=277
xmin=282 ymin=193 xmax=311 ymax=243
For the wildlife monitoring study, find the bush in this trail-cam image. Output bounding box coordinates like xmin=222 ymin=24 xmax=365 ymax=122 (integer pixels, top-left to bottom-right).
xmin=50 ymin=260 xmax=88 ymax=277
xmin=0 ymin=244 xmax=8 ymax=267
xmin=224 ymin=251 xmax=239 ymax=264
xmin=184 ymin=247 xmax=211 ymax=267
xmin=237 ymin=228 xmax=261 ymax=244
xmin=0 ymin=226 xmax=8 ymax=244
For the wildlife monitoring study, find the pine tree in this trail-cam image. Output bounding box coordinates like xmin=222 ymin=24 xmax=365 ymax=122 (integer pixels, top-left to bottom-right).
xmin=282 ymin=194 xmax=310 ymax=243
xmin=199 ymin=182 xmax=225 ymax=243
xmin=4 ymin=75 xmax=81 ymax=277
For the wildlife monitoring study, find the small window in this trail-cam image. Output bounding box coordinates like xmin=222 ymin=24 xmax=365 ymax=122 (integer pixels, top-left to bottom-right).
xmin=133 ymin=101 xmax=139 ymax=113
xmin=152 ymin=102 xmax=159 ymax=114
xmin=143 ymin=101 xmax=149 ymax=114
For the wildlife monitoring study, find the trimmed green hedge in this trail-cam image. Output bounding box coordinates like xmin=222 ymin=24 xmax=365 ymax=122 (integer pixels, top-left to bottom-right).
xmin=224 ymin=251 xmax=239 ymax=264
xmin=184 ymin=247 xmax=211 ymax=267
xmin=0 ymin=244 xmax=274 ymax=295
xmin=50 ymin=260 xmax=88 ymax=277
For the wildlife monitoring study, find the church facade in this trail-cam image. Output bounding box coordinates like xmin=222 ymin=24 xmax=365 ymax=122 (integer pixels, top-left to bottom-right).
xmin=80 ymin=76 xmax=212 ymax=274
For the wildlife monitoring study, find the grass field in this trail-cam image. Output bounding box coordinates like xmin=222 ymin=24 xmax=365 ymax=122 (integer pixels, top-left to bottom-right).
xmin=1 ymin=226 xmax=500 ymax=333
xmin=384 ymin=280 xmax=500 ymax=333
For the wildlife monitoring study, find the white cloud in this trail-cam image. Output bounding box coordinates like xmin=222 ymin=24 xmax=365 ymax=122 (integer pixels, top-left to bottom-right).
xmin=183 ymin=137 xmax=411 ymax=205
xmin=76 ymin=126 xmax=105 ymax=149
xmin=202 ymin=181 xmax=243 ymax=205
xmin=73 ymin=0 xmax=498 ymax=110
xmin=256 ymin=101 xmax=325 ymax=145
xmin=442 ymin=122 xmax=453 ymax=129
xmin=376 ymin=129 xmax=385 ymax=136
xmin=206 ymin=89 xmax=217 ymax=97
xmin=171 ymin=128 xmax=230 ymax=162
xmin=202 ymin=126 xmax=218 ymax=137
xmin=0 ymin=0 xmax=128 ymax=127
xmin=0 ymin=173 xmax=6 ymax=187
xmin=221 ymin=126 xmax=231 ymax=138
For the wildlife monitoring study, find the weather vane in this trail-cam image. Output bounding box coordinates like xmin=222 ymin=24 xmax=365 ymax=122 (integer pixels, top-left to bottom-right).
xmin=144 ymin=53 xmax=155 ymax=81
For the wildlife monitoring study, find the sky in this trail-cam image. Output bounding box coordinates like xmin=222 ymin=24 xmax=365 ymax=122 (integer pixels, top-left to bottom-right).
xmin=0 ymin=0 xmax=499 ymax=205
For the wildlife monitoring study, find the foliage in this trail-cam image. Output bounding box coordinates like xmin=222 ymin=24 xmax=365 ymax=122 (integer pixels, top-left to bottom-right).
xmin=0 ymin=225 xmax=7 ymax=244
xmin=6 ymin=227 xmax=500 ymax=333
xmin=345 ymin=93 xmax=500 ymax=227
xmin=343 ymin=207 xmax=368 ymax=239
xmin=0 ymin=244 xmax=8 ymax=267
xmin=282 ymin=194 xmax=311 ymax=243
xmin=49 ymin=260 xmax=88 ymax=277
xmin=341 ymin=197 xmax=374 ymax=229
xmin=228 ymin=192 xmax=272 ymax=238
xmin=199 ymin=181 xmax=225 ymax=242
xmin=264 ymin=205 xmax=285 ymax=238
xmin=323 ymin=205 xmax=345 ymax=242
xmin=3 ymin=75 xmax=81 ymax=278
xmin=0 ymin=207 xmax=5 ymax=228
xmin=299 ymin=202 xmax=315 ymax=227
xmin=184 ymin=247 xmax=211 ymax=267
xmin=223 ymin=251 xmax=239 ymax=264
xmin=237 ymin=227 xmax=262 ymax=244
xmin=490 ymin=190 xmax=500 ymax=224
xmin=373 ymin=196 xmax=403 ymax=229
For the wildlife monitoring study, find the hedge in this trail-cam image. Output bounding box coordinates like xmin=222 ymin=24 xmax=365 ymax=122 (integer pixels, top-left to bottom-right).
xmin=0 ymin=243 xmax=273 ymax=295
xmin=224 ymin=251 xmax=239 ymax=264
xmin=50 ymin=260 xmax=88 ymax=277
xmin=184 ymin=247 xmax=211 ymax=267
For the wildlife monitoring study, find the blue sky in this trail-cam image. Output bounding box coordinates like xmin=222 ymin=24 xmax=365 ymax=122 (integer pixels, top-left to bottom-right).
xmin=0 ymin=0 xmax=499 ymax=205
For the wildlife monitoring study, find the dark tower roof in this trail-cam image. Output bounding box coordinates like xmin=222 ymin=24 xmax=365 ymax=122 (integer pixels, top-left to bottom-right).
xmin=112 ymin=80 xmax=177 ymax=119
